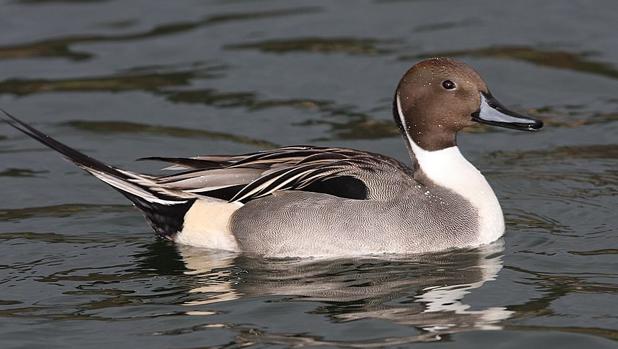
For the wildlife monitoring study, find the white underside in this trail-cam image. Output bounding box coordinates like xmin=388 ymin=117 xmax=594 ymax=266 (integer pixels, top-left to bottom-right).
xmin=397 ymin=95 xmax=504 ymax=245
xmin=175 ymin=199 xmax=243 ymax=251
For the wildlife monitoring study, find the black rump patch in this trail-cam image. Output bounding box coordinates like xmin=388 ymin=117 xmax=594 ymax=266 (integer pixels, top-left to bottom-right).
xmin=135 ymin=199 xmax=195 ymax=238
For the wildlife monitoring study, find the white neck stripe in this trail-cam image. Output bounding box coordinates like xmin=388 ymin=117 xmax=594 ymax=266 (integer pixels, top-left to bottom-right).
xmin=396 ymin=93 xmax=409 ymax=135
xmin=396 ymin=93 xmax=504 ymax=245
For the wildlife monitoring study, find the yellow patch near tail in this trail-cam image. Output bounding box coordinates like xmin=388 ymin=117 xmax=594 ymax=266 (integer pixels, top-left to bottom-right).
xmin=175 ymin=199 xmax=243 ymax=251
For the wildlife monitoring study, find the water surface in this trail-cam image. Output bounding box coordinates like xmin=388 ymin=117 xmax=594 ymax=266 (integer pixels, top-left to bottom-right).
xmin=0 ymin=0 xmax=617 ymax=348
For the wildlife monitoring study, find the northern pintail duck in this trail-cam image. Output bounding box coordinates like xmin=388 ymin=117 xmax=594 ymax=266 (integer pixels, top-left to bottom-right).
xmin=1 ymin=58 xmax=542 ymax=257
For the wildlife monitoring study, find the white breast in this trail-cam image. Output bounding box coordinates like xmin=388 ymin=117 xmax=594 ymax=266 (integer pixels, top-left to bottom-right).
xmin=411 ymin=142 xmax=505 ymax=245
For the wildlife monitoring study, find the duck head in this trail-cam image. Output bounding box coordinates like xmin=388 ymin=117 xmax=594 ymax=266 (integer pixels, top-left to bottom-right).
xmin=394 ymin=57 xmax=543 ymax=151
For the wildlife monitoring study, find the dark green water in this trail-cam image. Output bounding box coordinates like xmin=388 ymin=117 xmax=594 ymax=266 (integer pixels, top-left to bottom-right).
xmin=0 ymin=0 xmax=616 ymax=348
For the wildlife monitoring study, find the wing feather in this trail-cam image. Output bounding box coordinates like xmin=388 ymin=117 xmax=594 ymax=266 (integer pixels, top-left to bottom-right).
xmin=138 ymin=146 xmax=410 ymax=202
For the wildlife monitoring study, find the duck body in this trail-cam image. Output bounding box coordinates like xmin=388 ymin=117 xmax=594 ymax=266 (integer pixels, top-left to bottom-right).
xmin=1 ymin=58 xmax=540 ymax=257
xmin=171 ymin=141 xmax=502 ymax=257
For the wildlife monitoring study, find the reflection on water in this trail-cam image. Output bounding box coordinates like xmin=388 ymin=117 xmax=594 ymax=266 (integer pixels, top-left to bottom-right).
xmin=0 ymin=203 xmax=127 ymax=221
xmin=65 ymin=120 xmax=278 ymax=148
xmin=410 ymin=46 xmax=618 ymax=80
xmin=176 ymin=243 xmax=511 ymax=345
xmin=493 ymin=144 xmax=618 ymax=161
xmin=489 ymin=144 xmax=617 ymax=212
xmin=0 ymin=64 xmax=223 ymax=95
xmin=412 ymin=18 xmax=480 ymax=33
xmin=0 ymin=168 xmax=47 ymax=177
xmin=0 ymin=7 xmax=320 ymax=61
xmin=226 ymin=37 xmax=398 ymax=55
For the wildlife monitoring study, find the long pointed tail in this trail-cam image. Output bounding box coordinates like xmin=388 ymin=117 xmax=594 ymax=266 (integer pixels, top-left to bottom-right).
xmin=0 ymin=109 xmax=193 ymax=236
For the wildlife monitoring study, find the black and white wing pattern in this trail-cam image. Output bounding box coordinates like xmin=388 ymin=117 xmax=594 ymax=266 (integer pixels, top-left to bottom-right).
xmin=140 ymin=146 xmax=414 ymax=203
xmin=0 ymin=109 xmax=412 ymax=237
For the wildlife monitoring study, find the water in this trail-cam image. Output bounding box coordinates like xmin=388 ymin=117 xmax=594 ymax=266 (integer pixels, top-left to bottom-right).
xmin=0 ymin=0 xmax=616 ymax=347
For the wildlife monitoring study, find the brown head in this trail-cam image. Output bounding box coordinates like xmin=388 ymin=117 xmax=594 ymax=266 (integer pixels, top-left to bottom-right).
xmin=394 ymin=58 xmax=542 ymax=151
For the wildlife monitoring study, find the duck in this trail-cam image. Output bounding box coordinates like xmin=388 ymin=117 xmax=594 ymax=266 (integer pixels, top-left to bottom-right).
xmin=1 ymin=58 xmax=542 ymax=257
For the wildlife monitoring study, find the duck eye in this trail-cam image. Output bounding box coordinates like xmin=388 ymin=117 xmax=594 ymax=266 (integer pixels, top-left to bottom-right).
xmin=442 ymin=80 xmax=456 ymax=90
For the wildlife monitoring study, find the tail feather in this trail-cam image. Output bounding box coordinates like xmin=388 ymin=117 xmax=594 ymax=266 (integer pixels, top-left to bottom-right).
xmin=0 ymin=109 xmax=193 ymax=237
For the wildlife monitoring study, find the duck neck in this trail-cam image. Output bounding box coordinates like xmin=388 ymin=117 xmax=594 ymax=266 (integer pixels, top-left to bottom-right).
xmin=412 ymin=140 xmax=504 ymax=244
xmin=395 ymin=94 xmax=504 ymax=244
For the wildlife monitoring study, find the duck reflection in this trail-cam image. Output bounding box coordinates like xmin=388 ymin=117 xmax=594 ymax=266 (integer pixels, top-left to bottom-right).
xmin=175 ymin=241 xmax=511 ymax=338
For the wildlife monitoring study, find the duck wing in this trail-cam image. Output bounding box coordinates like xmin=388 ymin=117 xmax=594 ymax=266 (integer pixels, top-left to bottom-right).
xmin=140 ymin=146 xmax=413 ymax=202
xmin=1 ymin=109 xmax=414 ymax=238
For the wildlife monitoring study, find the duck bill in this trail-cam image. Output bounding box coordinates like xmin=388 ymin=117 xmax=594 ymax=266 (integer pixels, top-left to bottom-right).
xmin=472 ymin=92 xmax=543 ymax=131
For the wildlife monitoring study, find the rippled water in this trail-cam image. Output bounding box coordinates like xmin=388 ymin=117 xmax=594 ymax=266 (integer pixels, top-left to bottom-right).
xmin=0 ymin=0 xmax=617 ymax=348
